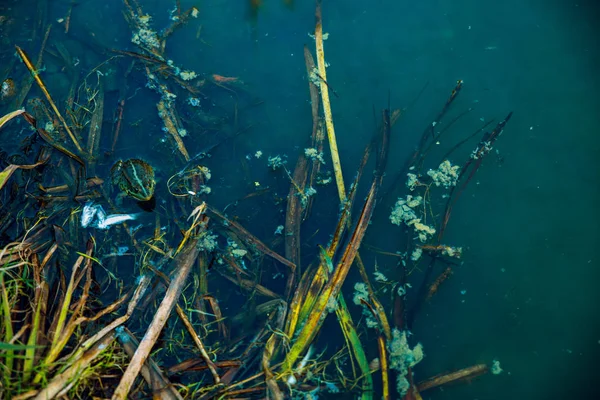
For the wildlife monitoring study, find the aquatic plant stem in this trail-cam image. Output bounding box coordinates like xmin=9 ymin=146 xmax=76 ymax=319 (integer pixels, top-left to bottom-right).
xmin=0 ymin=109 xmax=25 ymax=130
xmin=157 ymin=99 xmax=190 ymax=162
xmin=13 ymin=25 xmax=51 ymax=109
xmin=33 ymin=331 xmax=117 ymax=400
xmin=0 ymin=272 xmax=15 ymax=386
xmin=336 ymin=293 xmax=374 ymax=398
xmin=117 ymin=328 xmax=183 ymax=400
xmin=15 ymin=45 xmax=84 ymax=154
xmin=87 ymin=82 xmax=104 ymax=172
xmin=417 ymin=363 xmax=489 ymax=392
xmin=112 ymin=216 xmax=203 ymax=400
xmin=111 ymin=99 xmax=125 ymax=153
xmin=0 ymin=156 xmax=48 ymax=192
xmin=377 ymin=335 xmax=390 ymax=400
xmin=175 ymin=304 xmax=221 ymax=384
xmin=315 ymin=0 xmax=346 ymax=203
xmin=281 ymin=180 xmax=377 ymax=372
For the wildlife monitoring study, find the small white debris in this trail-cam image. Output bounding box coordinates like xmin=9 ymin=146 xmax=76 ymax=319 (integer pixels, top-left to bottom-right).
xmin=179 ymin=70 xmax=197 ymax=81
xmin=197 ymin=231 xmax=218 ymax=252
xmin=406 ymin=173 xmax=419 ymax=190
xmin=397 ymin=285 xmax=406 ymax=296
xmin=411 ymin=248 xmax=422 ymax=261
xmin=81 ymin=202 xmax=138 ymax=230
xmin=307 ymin=32 xmax=329 ymax=40
xmin=373 ymin=271 xmax=388 ymax=282
xmin=304 ymin=187 xmax=317 ymax=197
xmin=427 ymin=160 xmax=460 ymax=189
xmin=231 ymin=249 xmax=247 ymax=258
xmin=267 ymin=155 xmax=286 ymax=170
xmin=44 ymin=121 xmax=55 ymax=133
xmin=117 ymin=246 xmax=129 ymax=256
xmin=491 ymin=360 xmax=503 ymax=375
xmin=97 ymin=214 xmax=139 ymax=229
xmin=304 ymin=148 xmax=326 ymax=164
xmin=198 ymin=185 xmax=211 ymax=195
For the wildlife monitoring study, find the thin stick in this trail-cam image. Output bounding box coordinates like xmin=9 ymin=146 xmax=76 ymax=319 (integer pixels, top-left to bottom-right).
xmin=417 ymin=364 xmax=489 ymax=392
xmin=263 ymin=333 xmax=284 ymax=400
xmin=64 ymin=2 xmax=73 ymax=34
xmin=207 ymin=205 xmax=295 ymax=271
xmin=315 ymin=0 xmax=345 ymax=202
xmin=13 ymin=25 xmax=51 ymax=109
xmin=304 ymin=44 xmax=320 ymax=139
xmin=284 ymin=151 xmax=308 ymax=299
xmin=281 ymin=180 xmax=378 ymax=372
xmin=111 ymin=99 xmax=125 ymax=153
xmin=205 ymin=295 xmax=228 ymax=340
xmin=175 ymin=302 xmax=220 ymax=383
xmin=112 ymin=209 xmax=204 ymax=400
xmin=67 ymin=274 xmax=152 ymax=364
xmin=15 ymin=45 xmax=84 ymax=153
xmin=377 ymin=335 xmax=390 ymax=400
xmin=157 ymin=100 xmax=190 ymax=162
xmin=87 ymin=81 xmax=104 ymax=171
xmin=117 ymin=328 xmax=183 ymax=400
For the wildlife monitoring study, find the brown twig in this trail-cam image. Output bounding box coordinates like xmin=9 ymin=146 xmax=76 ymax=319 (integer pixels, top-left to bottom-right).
xmin=86 ymin=81 xmax=104 ymax=171
xmin=112 ymin=206 xmax=205 ymax=400
xmin=207 ymin=205 xmax=296 ymax=272
xmin=117 ymin=328 xmax=183 ymax=400
xmin=284 ymin=148 xmax=309 ymax=299
xmin=175 ymin=303 xmax=220 ymax=384
xmin=417 ymin=364 xmax=489 ymax=392
xmin=15 ymin=45 xmax=84 ymax=154
xmin=438 ymin=112 xmax=513 ymax=239
xmin=111 ymin=99 xmax=125 ymax=153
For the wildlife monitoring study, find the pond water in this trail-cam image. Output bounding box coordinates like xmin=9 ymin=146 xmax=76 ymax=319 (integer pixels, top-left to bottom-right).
xmin=0 ymin=0 xmax=598 ymax=399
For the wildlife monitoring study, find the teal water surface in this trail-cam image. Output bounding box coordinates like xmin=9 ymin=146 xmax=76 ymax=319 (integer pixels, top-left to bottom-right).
xmin=1 ymin=0 xmax=598 ymax=399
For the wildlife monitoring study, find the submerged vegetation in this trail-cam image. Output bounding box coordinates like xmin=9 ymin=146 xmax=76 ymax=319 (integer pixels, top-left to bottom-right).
xmin=0 ymin=0 xmax=512 ymax=399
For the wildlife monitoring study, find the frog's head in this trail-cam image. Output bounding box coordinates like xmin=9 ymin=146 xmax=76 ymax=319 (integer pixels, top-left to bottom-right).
xmin=111 ymin=158 xmax=155 ymax=202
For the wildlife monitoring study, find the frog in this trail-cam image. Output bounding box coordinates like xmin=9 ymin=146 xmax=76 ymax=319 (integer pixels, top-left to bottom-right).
xmin=110 ymin=158 xmax=155 ymax=202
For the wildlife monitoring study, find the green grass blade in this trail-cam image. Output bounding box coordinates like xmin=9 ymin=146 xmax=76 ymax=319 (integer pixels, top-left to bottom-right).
xmin=335 ymin=294 xmax=373 ymax=399
xmin=0 ymin=272 xmax=15 ymax=385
